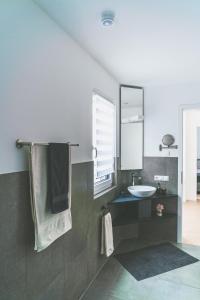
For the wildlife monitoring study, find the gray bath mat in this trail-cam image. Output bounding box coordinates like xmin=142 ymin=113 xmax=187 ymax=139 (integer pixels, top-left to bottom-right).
xmin=115 ymin=242 xmax=199 ymax=281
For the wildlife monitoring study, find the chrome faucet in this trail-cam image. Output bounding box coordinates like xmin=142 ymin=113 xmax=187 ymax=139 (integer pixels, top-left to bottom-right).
xmin=131 ymin=173 xmax=142 ymax=186
xmin=131 ymin=173 xmax=135 ymax=186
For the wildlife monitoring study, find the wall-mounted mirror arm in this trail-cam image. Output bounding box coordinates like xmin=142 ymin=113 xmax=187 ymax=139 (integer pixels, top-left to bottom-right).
xmin=159 ymin=144 xmax=178 ymax=151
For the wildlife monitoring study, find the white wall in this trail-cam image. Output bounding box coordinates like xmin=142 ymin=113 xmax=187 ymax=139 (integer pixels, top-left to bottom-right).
xmin=183 ymin=110 xmax=200 ymax=201
xmin=0 ymin=1 xmax=119 ymax=174
xmin=144 ymin=83 xmax=200 ymax=157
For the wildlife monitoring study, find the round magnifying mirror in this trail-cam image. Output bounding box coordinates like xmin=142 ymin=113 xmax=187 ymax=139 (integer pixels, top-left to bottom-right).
xmin=162 ymin=134 xmax=175 ymax=147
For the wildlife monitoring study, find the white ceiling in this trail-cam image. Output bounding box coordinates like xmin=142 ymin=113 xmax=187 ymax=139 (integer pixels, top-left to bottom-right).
xmin=35 ymin=0 xmax=200 ymax=86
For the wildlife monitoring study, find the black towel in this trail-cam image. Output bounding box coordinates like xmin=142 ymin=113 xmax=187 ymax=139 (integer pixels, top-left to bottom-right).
xmin=47 ymin=143 xmax=69 ymax=214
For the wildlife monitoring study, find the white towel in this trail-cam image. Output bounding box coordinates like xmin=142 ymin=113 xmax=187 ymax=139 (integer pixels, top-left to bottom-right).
xmin=28 ymin=144 xmax=72 ymax=252
xmin=121 ymin=117 xmax=129 ymax=124
xmin=101 ymin=212 xmax=114 ymax=257
xmin=122 ymin=115 xmax=144 ymax=124
xmin=129 ymin=115 xmax=144 ymax=122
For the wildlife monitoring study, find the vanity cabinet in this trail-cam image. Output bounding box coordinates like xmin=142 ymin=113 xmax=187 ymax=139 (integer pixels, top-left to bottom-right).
xmin=110 ymin=194 xmax=178 ymax=244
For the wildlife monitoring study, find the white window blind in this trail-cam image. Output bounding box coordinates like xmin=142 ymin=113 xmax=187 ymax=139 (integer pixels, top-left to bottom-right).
xmin=93 ymin=93 xmax=116 ymax=187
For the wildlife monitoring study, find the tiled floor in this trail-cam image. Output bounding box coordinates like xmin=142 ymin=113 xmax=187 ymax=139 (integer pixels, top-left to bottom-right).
xmin=183 ymin=198 xmax=200 ymax=246
xmin=81 ymin=240 xmax=200 ymax=300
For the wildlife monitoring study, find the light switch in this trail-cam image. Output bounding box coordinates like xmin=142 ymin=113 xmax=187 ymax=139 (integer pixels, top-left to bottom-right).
xmin=154 ymin=175 xmax=169 ymax=182
xmin=162 ymin=176 xmax=169 ymax=182
xmin=154 ymin=175 xmax=162 ymax=181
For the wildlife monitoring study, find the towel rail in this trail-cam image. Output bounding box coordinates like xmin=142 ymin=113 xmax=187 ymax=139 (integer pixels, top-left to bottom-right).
xmin=102 ymin=205 xmax=110 ymax=215
xmin=16 ymin=139 xmax=79 ymax=149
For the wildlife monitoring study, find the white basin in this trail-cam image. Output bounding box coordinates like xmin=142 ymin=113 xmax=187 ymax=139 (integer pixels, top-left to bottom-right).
xmin=128 ymin=185 xmax=156 ymax=198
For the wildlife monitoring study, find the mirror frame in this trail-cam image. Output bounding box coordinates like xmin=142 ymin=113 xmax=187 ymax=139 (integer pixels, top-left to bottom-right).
xmin=119 ymin=84 xmax=144 ymax=170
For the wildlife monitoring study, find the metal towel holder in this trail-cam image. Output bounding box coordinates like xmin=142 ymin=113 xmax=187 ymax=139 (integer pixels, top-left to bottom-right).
xmin=102 ymin=205 xmax=110 ymax=216
xmin=16 ymin=139 xmax=79 ymax=149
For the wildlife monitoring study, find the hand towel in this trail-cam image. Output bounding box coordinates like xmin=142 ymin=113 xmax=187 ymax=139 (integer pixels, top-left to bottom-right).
xmin=47 ymin=143 xmax=69 ymax=214
xmin=121 ymin=117 xmax=129 ymax=124
xmin=128 ymin=115 xmax=143 ymax=122
xmin=101 ymin=212 xmax=114 ymax=257
xmin=122 ymin=115 xmax=144 ymax=124
xmin=28 ymin=144 xmax=72 ymax=252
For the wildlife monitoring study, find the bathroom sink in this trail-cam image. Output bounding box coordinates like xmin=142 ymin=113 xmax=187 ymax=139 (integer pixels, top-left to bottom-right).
xmin=128 ymin=185 xmax=156 ymax=198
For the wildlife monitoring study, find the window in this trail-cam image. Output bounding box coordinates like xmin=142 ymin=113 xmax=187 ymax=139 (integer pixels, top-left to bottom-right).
xmin=93 ymin=92 xmax=116 ymax=196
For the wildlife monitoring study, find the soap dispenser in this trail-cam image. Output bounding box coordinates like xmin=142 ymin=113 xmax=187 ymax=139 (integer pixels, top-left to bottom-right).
xmin=161 ymin=182 xmax=167 ymax=195
xmin=156 ymin=182 xmax=161 ymax=194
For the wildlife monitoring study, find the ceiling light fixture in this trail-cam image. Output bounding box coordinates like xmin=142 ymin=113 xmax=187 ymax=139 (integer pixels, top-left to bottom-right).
xmin=101 ymin=11 xmax=115 ymax=27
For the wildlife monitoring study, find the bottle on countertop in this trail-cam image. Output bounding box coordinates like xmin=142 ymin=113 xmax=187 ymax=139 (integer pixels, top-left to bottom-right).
xmin=156 ymin=182 xmax=161 ymax=194
xmin=161 ymin=183 xmax=167 ymax=195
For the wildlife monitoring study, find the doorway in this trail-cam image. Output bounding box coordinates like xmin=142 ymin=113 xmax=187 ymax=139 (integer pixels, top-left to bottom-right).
xmin=179 ymin=107 xmax=200 ymax=245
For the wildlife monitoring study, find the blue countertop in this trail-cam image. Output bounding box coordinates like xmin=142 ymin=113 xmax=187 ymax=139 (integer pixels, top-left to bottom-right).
xmin=111 ymin=193 xmax=178 ymax=204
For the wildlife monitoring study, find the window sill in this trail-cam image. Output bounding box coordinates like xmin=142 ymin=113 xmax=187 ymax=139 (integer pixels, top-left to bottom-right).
xmin=94 ymin=185 xmax=117 ymax=200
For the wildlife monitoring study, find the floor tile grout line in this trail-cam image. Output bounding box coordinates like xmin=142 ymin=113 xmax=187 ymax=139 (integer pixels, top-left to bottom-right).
xmin=78 ymin=257 xmax=110 ymax=300
xmin=157 ymin=276 xmax=200 ymax=290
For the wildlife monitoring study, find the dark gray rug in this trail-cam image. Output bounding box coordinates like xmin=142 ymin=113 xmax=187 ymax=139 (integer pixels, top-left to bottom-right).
xmin=115 ymin=242 xmax=199 ymax=281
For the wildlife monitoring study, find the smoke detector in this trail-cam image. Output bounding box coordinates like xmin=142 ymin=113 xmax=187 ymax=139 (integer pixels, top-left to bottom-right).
xmin=101 ymin=11 xmax=115 ymax=27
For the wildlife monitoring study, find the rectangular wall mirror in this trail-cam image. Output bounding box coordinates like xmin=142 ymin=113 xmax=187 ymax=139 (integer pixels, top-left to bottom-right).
xmin=120 ymin=85 xmax=144 ymax=170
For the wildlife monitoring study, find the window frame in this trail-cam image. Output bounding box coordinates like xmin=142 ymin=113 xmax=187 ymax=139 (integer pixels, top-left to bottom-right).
xmin=92 ymin=91 xmax=117 ymax=197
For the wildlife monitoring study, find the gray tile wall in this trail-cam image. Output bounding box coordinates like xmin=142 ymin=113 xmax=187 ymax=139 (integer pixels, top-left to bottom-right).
xmin=0 ymin=157 xmax=178 ymax=300
xmin=142 ymin=157 xmax=178 ymax=194
xmin=119 ymin=157 xmax=178 ymax=195
xmin=0 ymin=162 xmax=120 ymax=300
xmin=197 ymin=159 xmax=200 ymax=169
